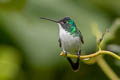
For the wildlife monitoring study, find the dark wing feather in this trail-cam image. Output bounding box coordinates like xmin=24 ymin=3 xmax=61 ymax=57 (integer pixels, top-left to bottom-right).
xmin=78 ymin=30 xmax=84 ymax=44
xmin=58 ymin=38 xmax=61 ymax=47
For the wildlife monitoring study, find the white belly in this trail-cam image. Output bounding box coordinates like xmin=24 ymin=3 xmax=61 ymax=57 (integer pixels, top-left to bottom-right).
xmin=58 ymin=24 xmax=82 ymax=54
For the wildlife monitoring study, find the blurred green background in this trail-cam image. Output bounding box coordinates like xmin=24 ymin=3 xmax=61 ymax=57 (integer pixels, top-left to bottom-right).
xmin=0 ymin=0 xmax=120 ymax=80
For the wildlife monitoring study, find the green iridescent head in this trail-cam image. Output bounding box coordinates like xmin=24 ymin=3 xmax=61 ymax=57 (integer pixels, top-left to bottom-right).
xmin=58 ymin=17 xmax=77 ymax=34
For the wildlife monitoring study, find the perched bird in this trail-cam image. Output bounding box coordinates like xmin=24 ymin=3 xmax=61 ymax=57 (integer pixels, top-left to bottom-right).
xmin=40 ymin=17 xmax=84 ymax=71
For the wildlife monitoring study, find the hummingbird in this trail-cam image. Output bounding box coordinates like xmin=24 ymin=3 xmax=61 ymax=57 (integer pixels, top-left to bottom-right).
xmin=40 ymin=17 xmax=84 ymax=71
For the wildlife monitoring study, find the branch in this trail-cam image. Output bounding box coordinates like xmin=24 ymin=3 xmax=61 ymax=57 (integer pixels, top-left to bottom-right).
xmin=60 ymin=50 xmax=120 ymax=60
xmin=97 ymin=56 xmax=119 ymax=80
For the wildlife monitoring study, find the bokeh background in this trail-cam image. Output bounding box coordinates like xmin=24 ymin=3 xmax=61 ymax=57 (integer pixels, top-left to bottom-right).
xmin=0 ymin=0 xmax=120 ymax=80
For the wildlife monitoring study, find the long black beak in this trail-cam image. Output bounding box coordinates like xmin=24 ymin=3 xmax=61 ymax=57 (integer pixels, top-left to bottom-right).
xmin=40 ymin=17 xmax=57 ymax=23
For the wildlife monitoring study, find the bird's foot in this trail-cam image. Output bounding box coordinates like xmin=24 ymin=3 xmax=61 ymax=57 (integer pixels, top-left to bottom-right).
xmin=77 ymin=50 xmax=81 ymax=59
xmin=64 ymin=51 xmax=68 ymax=57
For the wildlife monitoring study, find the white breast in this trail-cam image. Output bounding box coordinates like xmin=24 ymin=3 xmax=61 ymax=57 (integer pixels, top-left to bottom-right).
xmin=58 ymin=24 xmax=82 ymax=54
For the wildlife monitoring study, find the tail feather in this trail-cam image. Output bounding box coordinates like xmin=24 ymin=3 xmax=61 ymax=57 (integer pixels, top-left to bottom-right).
xmin=67 ymin=57 xmax=80 ymax=72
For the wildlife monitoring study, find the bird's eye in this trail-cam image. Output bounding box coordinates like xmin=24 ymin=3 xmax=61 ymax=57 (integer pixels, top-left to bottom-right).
xmin=63 ymin=21 xmax=66 ymax=24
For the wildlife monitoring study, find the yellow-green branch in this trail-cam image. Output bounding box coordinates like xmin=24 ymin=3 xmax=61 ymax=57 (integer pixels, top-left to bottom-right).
xmin=96 ymin=56 xmax=119 ymax=80
xmin=60 ymin=50 xmax=120 ymax=60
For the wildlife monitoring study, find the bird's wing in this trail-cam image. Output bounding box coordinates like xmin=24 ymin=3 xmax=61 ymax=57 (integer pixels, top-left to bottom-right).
xmin=58 ymin=38 xmax=61 ymax=47
xmin=79 ymin=30 xmax=84 ymax=44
